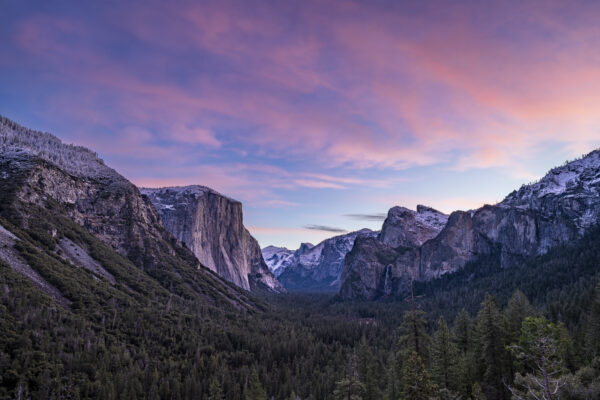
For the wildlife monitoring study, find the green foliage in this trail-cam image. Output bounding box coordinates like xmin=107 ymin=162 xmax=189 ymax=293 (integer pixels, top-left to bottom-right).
xmin=472 ymin=382 xmax=488 ymax=400
xmin=400 ymin=351 xmax=433 ymax=400
xmin=333 ymin=354 xmax=365 ymax=400
xmin=474 ymin=294 xmax=509 ymax=400
xmin=245 ymin=369 xmax=267 ymax=400
xmin=508 ymin=317 xmax=570 ymax=400
xmin=587 ymin=281 xmax=600 ymax=359
xmin=2 ymin=200 xmax=600 ymax=399
xmin=398 ymin=309 xmax=430 ymax=362
xmin=431 ymin=317 xmax=459 ymax=392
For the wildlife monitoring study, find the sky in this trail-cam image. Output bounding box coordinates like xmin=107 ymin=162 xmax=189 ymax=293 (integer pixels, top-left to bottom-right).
xmin=1 ymin=0 xmax=600 ymax=250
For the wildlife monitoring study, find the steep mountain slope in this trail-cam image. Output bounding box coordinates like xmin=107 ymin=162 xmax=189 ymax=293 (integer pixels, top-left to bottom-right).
xmin=340 ymin=150 xmax=600 ymax=300
xmin=266 ymin=229 xmax=377 ymax=291
xmin=0 ymin=115 xmax=256 ymax=309
xmin=262 ymin=245 xmax=295 ymax=276
xmin=141 ymin=186 xmax=283 ymax=292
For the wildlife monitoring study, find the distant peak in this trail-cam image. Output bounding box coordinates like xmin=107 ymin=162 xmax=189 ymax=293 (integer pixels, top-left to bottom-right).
xmin=416 ymin=205 xmax=445 ymax=215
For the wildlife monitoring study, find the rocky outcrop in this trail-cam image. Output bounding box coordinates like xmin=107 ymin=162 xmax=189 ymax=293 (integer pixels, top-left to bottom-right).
xmin=0 ymin=116 xmax=257 ymax=309
xmin=379 ymin=205 xmax=448 ymax=248
xmin=265 ymin=229 xmax=377 ymax=291
xmin=340 ymin=149 xmax=600 ymax=300
xmin=0 ymin=137 xmax=170 ymax=272
xmin=141 ymin=186 xmax=284 ymax=292
xmin=262 ymin=246 xmax=295 ymax=276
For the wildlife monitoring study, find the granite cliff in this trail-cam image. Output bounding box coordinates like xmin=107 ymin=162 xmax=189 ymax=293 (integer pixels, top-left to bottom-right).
xmin=141 ymin=186 xmax=283 ymax=292
xmin=340 ymin=150 xmax=600 ymax=300
xmin=0 ymin=116 xmax=256 ymax=309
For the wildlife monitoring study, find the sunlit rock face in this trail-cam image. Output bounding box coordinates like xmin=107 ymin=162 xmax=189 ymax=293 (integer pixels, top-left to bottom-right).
xmin=142 ymin=186 xmax=283 ymax=292
xmin=340 ymin=149 xmax=600 ymax=300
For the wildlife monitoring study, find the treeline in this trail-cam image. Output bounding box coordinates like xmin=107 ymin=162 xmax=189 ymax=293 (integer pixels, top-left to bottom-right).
xmin=331 ymin=287 xmax=600 ymax=400
xmin=2 ymin=212 xmax=600 ymax=399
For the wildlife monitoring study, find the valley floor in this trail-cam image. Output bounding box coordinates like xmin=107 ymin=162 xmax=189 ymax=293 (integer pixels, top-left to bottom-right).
xmin=3 ymin=223 xmax=600 ymax=399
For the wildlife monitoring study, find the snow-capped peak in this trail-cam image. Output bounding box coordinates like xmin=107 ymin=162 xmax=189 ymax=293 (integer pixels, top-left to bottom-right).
xmin=261 ymin=246 xmax=295 ymax=276
xmin=501 ymin=149 xmax=600 ymax=208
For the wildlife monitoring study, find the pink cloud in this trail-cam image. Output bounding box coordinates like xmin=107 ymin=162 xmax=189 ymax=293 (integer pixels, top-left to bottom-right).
xmin=9 ymin=0 xmax=600 ymax=179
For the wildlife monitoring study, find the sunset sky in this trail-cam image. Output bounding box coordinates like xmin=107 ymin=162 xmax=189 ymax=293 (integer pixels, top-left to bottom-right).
xmin=2 ymin=0 xmax=600 ymax=249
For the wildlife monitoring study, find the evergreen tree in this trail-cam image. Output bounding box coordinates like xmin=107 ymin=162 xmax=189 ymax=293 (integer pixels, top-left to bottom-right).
xmin=472 ymin=382 xmax=488 ymax=400
xmin=333 ymin=354 xmax=365 ymax=400
xmin=453 ymin=308 xmax=475 ymax=399
xmin=246 ymin=369 xmax=267 ymax=400
xmin=357 ymin=337 xmax=380 ymax=400
xmin=431 ymin=316 xmax=459 ymax=392
xmin=504 ymin=289 xmax=536 ymax=345
xmin=384 ymin=353 xmax=401 ymax=400
xmin=398 ymin=310 xmax=430 ymax=362
xmin=453 ymin=308 xmax=472 ymax=354
xmin=507 ymin=317 xmax=569 ymax=400
xmin=208 ymin=376 xmax=224 ymax=400
xmin=474 ymin=294 xmax=508 ymax=400
xmin=586 ymin=280 xmax=600 ymax=358
xmin=401 ymin=351 xmax=433 ymax=400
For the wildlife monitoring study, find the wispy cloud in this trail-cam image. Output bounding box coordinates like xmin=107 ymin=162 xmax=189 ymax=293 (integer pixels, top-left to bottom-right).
xmin=294 ymin=179 xmax=346 ymax=189
xmin=343 ymin=213 xmax=387 ymax=221
xmin=303 ymin=225 xmax=348 ymax=233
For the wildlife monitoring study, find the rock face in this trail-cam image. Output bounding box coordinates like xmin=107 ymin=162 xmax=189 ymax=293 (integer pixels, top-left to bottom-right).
xmin=0 ymin=116 xmax=257 ymax=309
xmin=262 ymin=245 xmax=295 ymax=277
xmin=379 ymin=205 xmax=448 ymax=248
xmin=340 ymin=149 xmax=600 ymax=300
xmin=0 ymin=118 xmax=169 ymax=270
xmin=141 ymin=186 xmax=283 ymax=292
xmin=264 ymin=229 xmax=377 ymax=291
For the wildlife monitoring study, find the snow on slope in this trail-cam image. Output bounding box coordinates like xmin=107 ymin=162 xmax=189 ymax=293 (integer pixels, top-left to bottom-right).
xmin=0 ymin=116 xmax=118 ymax=180
xmin=501 ymin=149 xmax=600 ymax=208
xmin=261 ymin=246 xmax=295 ymax=276
xmin=262 ymin=229 xmax=378 ymax=289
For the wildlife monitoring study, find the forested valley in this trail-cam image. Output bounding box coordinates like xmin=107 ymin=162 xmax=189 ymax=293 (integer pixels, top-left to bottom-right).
xmin=2 ymin=213 xmax=600 ymax=400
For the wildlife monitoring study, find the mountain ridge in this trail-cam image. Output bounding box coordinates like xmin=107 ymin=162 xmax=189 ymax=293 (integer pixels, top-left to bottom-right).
xmin=263 ymin=228 xmax=377 ymax=292
xmin=340 ymin=148 xmax=600 ymax=300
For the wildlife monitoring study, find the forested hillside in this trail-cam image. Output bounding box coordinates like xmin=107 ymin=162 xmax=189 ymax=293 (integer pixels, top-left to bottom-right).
xmin=2 ymin=211 xmax=600 ymax=399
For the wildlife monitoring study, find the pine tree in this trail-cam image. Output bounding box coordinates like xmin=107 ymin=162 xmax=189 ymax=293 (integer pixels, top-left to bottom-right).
xmin=357 ymin=337 xmax=379 ymax=400
xmin=384 ymin=352 xmax=400 ymax=400
xmin=586 ymin=280 xmax=600 ymax=358
xmin=398 ymin=310 xmax=430 ymax=362
xmin=507 ymin=317 xmax=569 ymax=400
xmin=453 ymin=308 xmax=475 ymax=399
xmin=453 ymin=308 xmax=472 ymax=354
xmin=401 ymin=351 xmax=433 ymax=400
xmin=504 ymin=289 xmax=536 ymax=344
xmin=246 ymin=369 xmax=267 ymax=400
xmin=431 ymin=316 xmax=458 ymax=392
xmin=474 ymin=293 xmax=508 ymax=400
xmin=472 ymin=382 xmax=488 ymax=400
xmin=208 ymin=376 xmax=224 ymax=400
xmin=333 ymin=353 xmax=365 ymax=400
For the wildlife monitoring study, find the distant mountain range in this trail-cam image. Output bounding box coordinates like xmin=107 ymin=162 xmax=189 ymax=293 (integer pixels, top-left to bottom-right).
xmin=339 ymin=149 xmax=600 ymax=300
xmin=3 ymin=114 xmax=600 ymax=304
xmin=262 ymin=229 xmax=377 ymax=292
